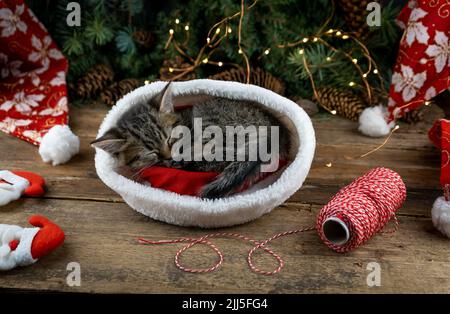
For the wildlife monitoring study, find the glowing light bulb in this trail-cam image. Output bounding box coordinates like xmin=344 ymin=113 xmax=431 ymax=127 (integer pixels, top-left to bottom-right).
xmin=326 ymin=162 xmax=332 ymax=167
xmin=169 ymin=67 xmax=174 ymax=73
xmin=302 ymin=38 xmax=309 ymax=43
xmin=202 ymin=58 xmax=208 ymax=64
xmin=425 ymin=101 xmax=431 ymax=106
xmin=216 ymin=28 xmax=221 ymax=34
xmin=299 ymin=49 xmax=304 ymax=55
xmin=206 ymin=37 xmax=211 ymax=43
xmin=349 ymin=81 xmax=356 ymax=87
xmin=373 ymin=69 xmax=379 ymax=74
xmin=144 ymin=80 xmax=150 ymax=85
xmin=227 ymin=27 xmax=232 ymax=33
xmin=352 ymin=58 xmax=358 ymax=64
xmin=264 ymin=49 xmax=270 ymax=55
xmin=238 ymin=48 xmax=243 ymax=54
xmin=327 ymin=29 xmax=334 ymax=33
xmin=336 ymin=31 xmax=342 ymax=36
xmin=218 ymin=61 xmax=223 ymax=67
xmin=331 ymin=110 xmax=337 ymax=115
xmin=169 ymin=29 xmax=174 ymax=35
xmin=363 ymin=73 xmax=368 ymax=78
xmin=326 ymin=57 xmax=332 ymax=62
xmin=175 ymin=18 xmax=180 ymax=24
xmin=184 ymin=25 xmax=189 ymax=31
xmin=342 ymin=35 xmax=349 ymax=39
xmin=313 ymin=37 xmax=318 ymax=42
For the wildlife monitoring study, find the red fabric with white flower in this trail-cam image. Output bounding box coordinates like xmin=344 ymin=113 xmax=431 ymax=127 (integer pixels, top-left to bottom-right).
xmin=428 ymin=119 xmax=450 ymax=198
xmin=0 ymin=0 xmax=68 ymax=146
xmin=388 ymin=0 xmax=450 ymax=121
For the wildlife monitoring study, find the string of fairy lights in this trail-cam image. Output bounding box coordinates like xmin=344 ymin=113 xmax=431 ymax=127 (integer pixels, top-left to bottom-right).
xmin=155 ymin=0 xmax=257 ymax=83
xmin=149 ymin=0 xmax=434 ymax=161
xmin=157 ymin=0 xmax=387 ymax=109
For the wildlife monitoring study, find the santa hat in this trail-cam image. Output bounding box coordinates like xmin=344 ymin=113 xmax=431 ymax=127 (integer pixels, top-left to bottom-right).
xmin=0 ymin=215 xmax=65 ymax=271
xmin=359 ymin=0 xmax=450 ymax=137
xmin=0 ymin=0 xmax=79 ymax=165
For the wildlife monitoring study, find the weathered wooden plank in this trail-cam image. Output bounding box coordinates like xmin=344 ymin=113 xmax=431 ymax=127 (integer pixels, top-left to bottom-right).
xmin=0 ymin=198 xmax=449 ymax=293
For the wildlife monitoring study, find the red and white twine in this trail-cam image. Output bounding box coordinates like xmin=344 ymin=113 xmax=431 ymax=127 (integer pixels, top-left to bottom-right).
xmin=138 ymin=167 xmax=406 ymax=275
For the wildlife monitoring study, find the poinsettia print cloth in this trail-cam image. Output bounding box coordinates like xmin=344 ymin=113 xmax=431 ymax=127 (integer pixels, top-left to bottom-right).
xmin=0 ymin=0 xmax=68 ymax=145
xmin=388 ymin=0 xmax=450 ymax=121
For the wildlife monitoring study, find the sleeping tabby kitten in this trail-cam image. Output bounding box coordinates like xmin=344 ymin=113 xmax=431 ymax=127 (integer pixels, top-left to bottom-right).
xmin=91 ymin=82 xmax=289 ymax=199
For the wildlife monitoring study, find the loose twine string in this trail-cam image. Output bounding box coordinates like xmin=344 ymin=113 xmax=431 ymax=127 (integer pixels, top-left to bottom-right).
xmin=138 ymin=167 xmax=406 ymax=275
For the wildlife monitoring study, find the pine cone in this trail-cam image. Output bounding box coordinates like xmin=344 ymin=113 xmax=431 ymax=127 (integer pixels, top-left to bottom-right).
xmin=133 ymin=30 xmax=154 ymax=49
xmin=159 ymin=56 xmax=195 ymax=81
xmin=361 ymin=90 xmax=386 ymax=106
xmin=76 ymin=64 xmax=114 ymax=99
xmin=209 ymin=67 xmax=285 ymax=95
xmin=314 ymin=87 xmax=367 ymax=121
xmin=336 ymin=0 xmax=371 ymax=39
xmin=100 ymin=79 xmax=141 ymax=106
xmin=401 ymin=108 xmax=425 ymax=124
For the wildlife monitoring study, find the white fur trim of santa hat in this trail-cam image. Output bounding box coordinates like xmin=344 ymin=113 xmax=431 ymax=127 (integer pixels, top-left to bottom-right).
xmin=358 ymin=105 xmax=395 ymax=138
xmin=95 ymin=79 xmax=316 ymax=228
xmin=38 ymin=125 xmax=80 ymax=166
xmin=0 ymin=226 xmax=39 ymax=271
xmin=432 ymin=196 xmax=450 ymax=238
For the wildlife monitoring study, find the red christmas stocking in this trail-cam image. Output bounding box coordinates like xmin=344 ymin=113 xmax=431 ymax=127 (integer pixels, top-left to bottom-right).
xmin=429 ymin=119 xmax=450 ymax=238
xmin=388 ymin=0 xmax=450 ymax=120
xmin=359 ymin=0 xmax=450 ymax=137
xmin=0 ymin=0 xmax=79 ymax=165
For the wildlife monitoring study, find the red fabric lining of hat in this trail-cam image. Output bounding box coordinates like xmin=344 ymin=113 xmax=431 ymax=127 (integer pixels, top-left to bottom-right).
xmin=140 ymin=160 xmax=287 ymax=197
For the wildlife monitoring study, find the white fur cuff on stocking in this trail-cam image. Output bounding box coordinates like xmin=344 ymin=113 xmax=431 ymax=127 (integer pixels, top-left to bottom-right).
xmin=39 ymin=125 xmax=80 ymax=166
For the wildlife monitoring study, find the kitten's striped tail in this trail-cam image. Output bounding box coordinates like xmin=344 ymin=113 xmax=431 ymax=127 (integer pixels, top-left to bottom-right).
xmin=201 ymin=161 xmax=261 ymax=199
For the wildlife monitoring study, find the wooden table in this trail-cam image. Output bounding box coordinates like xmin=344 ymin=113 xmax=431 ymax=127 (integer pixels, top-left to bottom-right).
xmin=0 ymin=103 xmax=448 ymax=294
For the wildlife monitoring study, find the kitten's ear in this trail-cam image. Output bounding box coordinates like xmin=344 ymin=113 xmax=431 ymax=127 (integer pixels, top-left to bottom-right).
xmin=91 ymin=128 xmax=127 ymax=154
xmin=158 ymin=81 xmax=174 ymax=113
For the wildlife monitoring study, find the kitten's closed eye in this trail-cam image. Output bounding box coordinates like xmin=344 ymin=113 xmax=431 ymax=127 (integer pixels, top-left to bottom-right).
xmin=125 ymin=152 xmax=159 ymax=169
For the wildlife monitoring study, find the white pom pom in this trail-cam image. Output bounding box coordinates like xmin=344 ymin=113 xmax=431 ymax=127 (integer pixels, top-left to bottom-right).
xmin=358 ymin=106 xmax=393 ymax=138
xmin=39 ymin=125 xmax=80 ymax=166
xmin=432 ymin=196 xmax=450 ymax=238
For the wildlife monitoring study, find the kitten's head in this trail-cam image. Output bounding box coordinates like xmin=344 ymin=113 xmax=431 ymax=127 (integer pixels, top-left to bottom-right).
xmin=91 ymin=82 xmax=179 ymax=169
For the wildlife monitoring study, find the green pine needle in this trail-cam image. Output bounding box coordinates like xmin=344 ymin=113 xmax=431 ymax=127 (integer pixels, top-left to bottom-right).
xmin=63 ymin=32 xmax=84 ymax=56
xmin=85 ymin=15 xmax=114 ymax=46
xmin=116 ymin=28 xmax=137 ymax=55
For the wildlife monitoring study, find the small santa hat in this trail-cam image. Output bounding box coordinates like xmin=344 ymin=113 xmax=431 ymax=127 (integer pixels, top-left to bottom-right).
xmin=359 ymin=1 xmax=450 ymax=138
xmin=0 ymin=215 xmax=65 ymax=271
xmin=0 ymin=0 xmax=79 ymax=165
